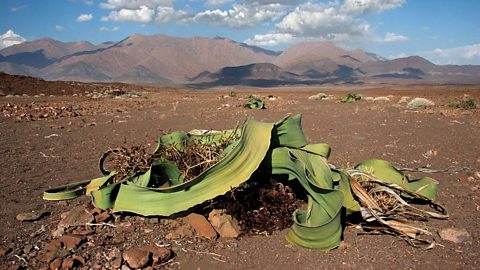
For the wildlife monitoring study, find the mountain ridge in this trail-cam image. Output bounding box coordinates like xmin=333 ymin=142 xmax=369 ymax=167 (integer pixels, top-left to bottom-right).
xmin=1 ymin=34 xmax=479 ymax=85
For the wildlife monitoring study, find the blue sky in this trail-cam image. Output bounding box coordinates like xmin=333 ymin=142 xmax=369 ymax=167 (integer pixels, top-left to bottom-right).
xmin=1 ymin=0 xmax=479 ymax=65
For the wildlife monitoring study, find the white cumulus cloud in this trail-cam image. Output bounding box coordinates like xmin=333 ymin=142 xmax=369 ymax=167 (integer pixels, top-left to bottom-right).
xmin=341 ymin=0 xmax=405 ymax=15
xmin=244 ymin=33 xmax=294 ymax=46
xmin=383 ymin=32 xmax=408 ymax=42
xmin=76 ymin=13 xmax=93 ymax=22
xmin=191 ymin=3 xmax=287 ymax=28
xmin=101 ymin=5 xmax=155 ymax=23
xmin=100 ymin=0 xmax=181 ymax=23
xmin=100 ymin=0 xmax=172 ymax=9
xmin=205 ymin=0 xmax=234 ymax=6
xmin=277 ymin=3 xmax=371 ymax=39
xmin=156 ymin=6 xmax=189 ymax=23
xmin=97 ymin=0 xmax=409 ymax=46
xmin=245 ymin=0 xmax=300 ymax=5
xmin=423 ymin=44 xmax=480 ymax=65
xmin=245 ymin=0 xmax=407 ymax=47
xmin=0 ymin=30 xmax=26 ymax=49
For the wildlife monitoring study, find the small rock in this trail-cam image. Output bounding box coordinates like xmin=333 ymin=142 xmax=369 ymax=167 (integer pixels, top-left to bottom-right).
xmin=28 ymin=250 xmax=38 ymax=257
xmin=51 ymin=227 xmax=65 ymax=238
xmin=338 ymin=241 xmax=350 ymax=250
xmin=62 ymin=258 xmax=75 ymax=269
xmin=50 ymin=258 xmax=63 ymax=270
xmin=398 ymin=96 xmax=410 ymax=103
xmin=107 ymin=248 xmax=122 ymax=261
xmin=16 ymin=211 xmax=47 ymax=222
xmin=439 ymin=228 xmax=472 ymax=243
xmin=121 ymin=265 xmax=131 ymax=270
xmin=94 ymin=211 xmax=111 ymax=223
xmin=148 ymin=217 xmax=159 ymax=224
xmin=23 ymin=244 xmax=33 ymax=254
xmin=58 ymin=206 xmax=94 ymax=228
xmin=122 ymin=247 xmax=151 ymax=269
xmin=111 ymin=258 xmax=122 ymax=269
xmin=111 ymin=235 xmax=126 ymax=245
xmin=308 ymin=93 xmax=332 ymax=100
xmin=71 ymin=255 xmax=86 ymax=265
xmin=165 ymin=224 xmax=194 ymax=240
xmin=61 ymin=256 xmax=84 ymax=269
xmin=183 ymin=213 xmax=218 ymax=239
xmin=373 ymin=96 xmax=390 ymax=102
xmin=45 ymin=239 xmax=62 ymax=251
xmin=59 ymin=235 xmax=83 ymax=250
xmin=142 ymin=245 xmax=172 ymax=264
xmin=208 ymin=209 xmax=241 ymax=238
xmin=166 ymin=219 xmax=180 ymax=229
xmin=38 ymin=248 xmax=70 ymax=263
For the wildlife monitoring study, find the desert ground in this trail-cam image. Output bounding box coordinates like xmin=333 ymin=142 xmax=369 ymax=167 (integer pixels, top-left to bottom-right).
xmin=0 ymin=79 xmax=479 ymax=269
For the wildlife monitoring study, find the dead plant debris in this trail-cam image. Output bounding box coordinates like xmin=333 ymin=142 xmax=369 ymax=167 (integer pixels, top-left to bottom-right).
xmin=348 ymin=170 xmax=448 ymax=248
xmin=204 ymin=177 xmax=306 ymax=235
xmin=101 ymin=130 xmax=239 ymax=184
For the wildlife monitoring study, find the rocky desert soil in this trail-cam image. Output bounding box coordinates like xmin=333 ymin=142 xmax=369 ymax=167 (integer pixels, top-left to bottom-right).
xmin=0 ymin=76 xmax=479 ymax=269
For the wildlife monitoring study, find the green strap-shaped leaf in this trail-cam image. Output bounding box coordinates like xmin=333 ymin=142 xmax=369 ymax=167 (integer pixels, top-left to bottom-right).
xmin=43 ymin=173 xmax=115 ymax=200
xmin=355 ymin=159 xmax=438 ymax=201
xmin=271 ymin=114 xmax=308 ymax=148
xmin=131 ymin=162 xmax=184 ymax=187
xmin=154 ymin=131 xmax=189 ymax=153
xmin=287 ymin=197 xmax=343 ymax=250
xmin=43 ymin=180 xmax=90 ymax=200
xmin=264 ymin=147 xmax=344 ymax=250
xmin=108 ymin=117 xmax=274 ymax=216
xmin=333 ymin=169 xmax=361 ymax=214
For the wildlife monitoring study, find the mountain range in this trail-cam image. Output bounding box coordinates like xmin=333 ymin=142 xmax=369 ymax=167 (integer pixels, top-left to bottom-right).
xmin=1 ymin=33 xmax=479 ymax=86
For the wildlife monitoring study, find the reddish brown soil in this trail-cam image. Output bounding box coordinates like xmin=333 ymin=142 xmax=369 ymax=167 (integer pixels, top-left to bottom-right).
xmin=0 ymin=77 xmax=479 ymax=269
xmin=0 ymin=72 xmax=163 ymax=96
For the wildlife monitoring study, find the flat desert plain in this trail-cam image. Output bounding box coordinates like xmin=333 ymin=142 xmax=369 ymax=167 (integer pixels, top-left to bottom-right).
xmin=1 ymin=83 xmax=479 ymax=270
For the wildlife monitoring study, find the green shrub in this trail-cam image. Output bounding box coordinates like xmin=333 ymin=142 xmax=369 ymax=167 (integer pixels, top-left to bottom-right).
xmin=449 ymin=95 xmax=476 ymax=110
xmin=340 ymin=93 xmax=362 ymax=103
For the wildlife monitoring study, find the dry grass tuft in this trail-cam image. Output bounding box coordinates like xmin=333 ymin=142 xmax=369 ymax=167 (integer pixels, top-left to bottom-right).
xmin=348 ymin=170 xmax=448 ymax=248
xmin=101 ymin=130 xmax=239 ymax=184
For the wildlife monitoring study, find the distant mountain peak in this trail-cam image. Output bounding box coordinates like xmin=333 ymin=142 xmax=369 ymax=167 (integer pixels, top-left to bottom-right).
xmin=1 ymin=33 xmax=479 ymax=85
